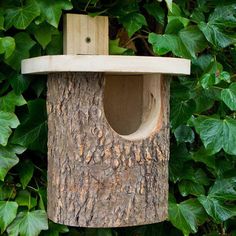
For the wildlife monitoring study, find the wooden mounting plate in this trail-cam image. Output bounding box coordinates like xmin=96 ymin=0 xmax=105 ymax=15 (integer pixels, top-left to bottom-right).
xmin=21 ymin=55 xmax=191 ymax=75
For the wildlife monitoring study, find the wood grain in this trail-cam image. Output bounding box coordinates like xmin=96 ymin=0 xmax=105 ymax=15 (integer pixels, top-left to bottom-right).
xmin=63 ymin=14 xmax=109 ymax=55
xmin=21 ymin=55 xmax=191 ymax=75
xmin=104 ymin=75 xmax=143 ymax=135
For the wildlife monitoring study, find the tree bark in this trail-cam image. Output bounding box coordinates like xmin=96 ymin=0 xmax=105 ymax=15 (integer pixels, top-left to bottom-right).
xmin=47 ymin=72 xmax=170 ymax=227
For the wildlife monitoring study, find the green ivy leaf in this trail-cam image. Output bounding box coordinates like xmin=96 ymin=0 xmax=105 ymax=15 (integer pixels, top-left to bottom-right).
xmin=120 ymin=12 xmax=147 ymax=37
xmin=174 ymin=125 xmax=195 ymax=143
xmin=198 ymin=4 xmax=236 ymax=48
xmin=198 ymin=3 xmax=236 ymax=49
xmin=37 ymin=0 xmax=73 ymax=28
xmin=198 ymin=195 xmax=236 ymax=223
xmin=7 ymin=210 xmax=48 ymax=236
xmin=178 ymin=180 xmax=205 ymax=197
xmin=5 ymin=0 xmax=40 ymax=30
xmin=180 ymin=167 xmax=210 ymax=186
xmin=9 ymin=74 xmax=31 ymax=95
xmin=199 ymin=73 xmax=215 ymax=89
xmin=149 ymin=33 xmax=170 ymax=55
xmin=171 ymin=99 xmax=196 ymax=128
xmin=0 ymin=91 xmax=26 ymax=112
xmin=194 ymin=89 xmax=214 ymax=113
xmin=221 ymin=82 xmax=236 ymax=110
xmin=12 ymin=99 xmax=47 ymax=153
xmin=215 ymin=158 xmax=234 ymax=179
xmin=191 ymin=8 xmax=205 ymax=24
xmin=0 ymin=37 xmax=15 ymax=58
xmin=199 ymin=61 xmax=228 ymax=89
xmin=148 ymin=33 xmax=171 ymax=55
xmin=37 ymin=188 xmax=46 ymax=210
xmin=219 ymin=71 xmax=231 ymax=83
xmin=179 ymin=26 xmax=207 ymax=58
xmin=165 ymin=18 xmax=186 ymax=34
xmin=170 ymin=81 xmax=191 ymax=100
xmin=0 ymin=145 xmax=25 ymax=181
xmin=168 ymin=16 xmax=189 ymax=29
xmin=169 ymin=144 xmax=191 ymax=183
xmin=31 ymin=77 xmax=47 ymax=97
xmin=169 ymin=199 xmax=207 ymax=236
xmin=41 ymin=221 xmax=69 ymax=236
xmin=15 ymin=190 xmax=37 ymax=210
xmin=149 ymin=25 xmax=207 ymax=58
xmin=0 ymin=201 xmax=18 ymax=233
xmin=208 ymin=178 xmax=236 ymax=201
xmin=46 ymin=33 xmax=63 ymax=55
xmin=183 ymin=167 xmax=209 ymax=185
xmin=109 ymin=39 xmax=127 ymax=55
xmin=192 ymin=54 xmax=213 ymax=72
xmin=193 ymin=169 xmax=210 ymax=186
xmin=191 ymin=147 xmax=216 ymax=170
xmin=167 ymin=3 xmax=189 ymax=30
xmin=18 ymin=160 xmax=34 ymax=189
xmin=206 ymin=60 xmax=223 ymax=75
xmin=199 ymin=21 xmax=235 ymax=48
xmin=144 ymin=2 xmax=165 ymax=25
xmin=165 ymin=0 xmax=173 ymax=12
xmin=0 ymin=182 xmax=16 ymax=201
xmin=148 ymin=33 xmax=191 ymax=58
xmin=0 ymin=111 xmax=19 ymax=146
xmin=168 ymin=2 xmax=181 ymax=16
xmin=194 ymin=116 xmax=236 ymax=155
xmin=5 ymin=32 xmax=35 ymax=71
xmin=208 ymin=4 xmax=236 ymax=28
xmin=31 ymin=22 xmax=59 ymax=49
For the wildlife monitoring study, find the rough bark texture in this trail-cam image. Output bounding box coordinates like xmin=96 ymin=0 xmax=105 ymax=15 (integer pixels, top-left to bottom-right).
xmin=47 ymin=72 xmax=170 ymax=227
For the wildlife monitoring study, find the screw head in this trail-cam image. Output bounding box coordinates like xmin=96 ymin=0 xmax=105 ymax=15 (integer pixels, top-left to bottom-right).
xmin=85 ymin=37 xmax=91 ymax=43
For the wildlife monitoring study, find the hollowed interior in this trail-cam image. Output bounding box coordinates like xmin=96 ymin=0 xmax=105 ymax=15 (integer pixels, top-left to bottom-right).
xmin=104 ymin=74 xmax=162 ymax=141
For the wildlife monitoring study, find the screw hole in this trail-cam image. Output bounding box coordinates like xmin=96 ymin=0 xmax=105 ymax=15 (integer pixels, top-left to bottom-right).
xmin=85 ymin=37 xmax=91 ymax=43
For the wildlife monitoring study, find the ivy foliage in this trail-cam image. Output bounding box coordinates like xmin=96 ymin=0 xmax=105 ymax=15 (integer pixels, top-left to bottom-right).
xmin=0 ymin=0 xmax=235 ymax=235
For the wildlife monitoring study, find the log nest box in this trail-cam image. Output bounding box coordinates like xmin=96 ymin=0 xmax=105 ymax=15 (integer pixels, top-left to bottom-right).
xmin=21 ymin=14 xmax=191 ymax=227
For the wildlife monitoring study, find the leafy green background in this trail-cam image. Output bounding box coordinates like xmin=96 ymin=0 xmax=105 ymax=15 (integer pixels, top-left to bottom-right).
xmin=0 ymin=0 xmax=236 ymax=235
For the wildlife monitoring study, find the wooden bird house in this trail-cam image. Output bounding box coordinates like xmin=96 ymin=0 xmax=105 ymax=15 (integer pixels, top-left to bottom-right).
xmin=21 ymin=14 xmax=190 ymax=227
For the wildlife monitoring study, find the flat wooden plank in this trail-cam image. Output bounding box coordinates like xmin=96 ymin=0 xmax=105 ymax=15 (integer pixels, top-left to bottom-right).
xmin=21 ymin=55 xmax=191 ymax=75
xmin=63 ymin=14 xmax=109 ymax=55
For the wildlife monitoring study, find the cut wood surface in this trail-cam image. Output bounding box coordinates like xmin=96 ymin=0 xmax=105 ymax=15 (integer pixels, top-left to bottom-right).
xmin=63 ymin=14 xmax=109 ymax=55
xmin=21 ymin=55 xmax=191 ymax=75
xmin=47 ymin=72 xmax=170 ymax=227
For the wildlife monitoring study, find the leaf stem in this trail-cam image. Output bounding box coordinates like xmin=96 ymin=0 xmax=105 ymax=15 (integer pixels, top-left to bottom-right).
xmin=33 ymin=164 xmax=44 ymax=173
xmin=7 ymin=187 xmax=15 ymax=202
xmin=27 ymin=186 xmax=38 ymax=192
xmin=123 ymin=34 xmax=146 ymax=47
xmin=84 ymin=0 xmax=92 ymax=12
xmin=211 ymin=86 xmax=223 ymax=90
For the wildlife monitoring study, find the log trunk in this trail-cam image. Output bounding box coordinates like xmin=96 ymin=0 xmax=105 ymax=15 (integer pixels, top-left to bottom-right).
xmin=47 ymin=72 xmax=170 ymax=227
